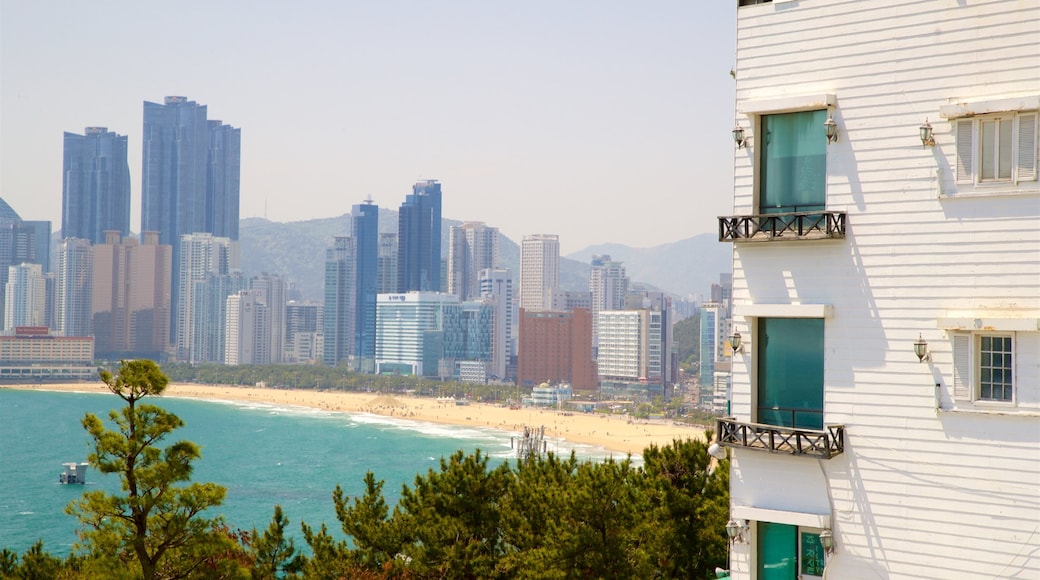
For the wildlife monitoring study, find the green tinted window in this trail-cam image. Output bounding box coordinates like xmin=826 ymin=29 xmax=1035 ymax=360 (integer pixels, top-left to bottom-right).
xmin=757 ymin=522 xmax=796 ymax=580
xmin=757 ymin=318 xmax=824 ymax=429
xmin=761 ymin=110 xmax=827 ymax=214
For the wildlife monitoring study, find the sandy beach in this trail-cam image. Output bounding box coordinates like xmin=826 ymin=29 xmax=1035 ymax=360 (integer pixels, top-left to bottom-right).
xmin=3 ymin=382 xmax=707 ymax=456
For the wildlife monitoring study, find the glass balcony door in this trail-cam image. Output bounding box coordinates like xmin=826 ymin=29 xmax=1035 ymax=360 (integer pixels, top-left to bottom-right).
xmin=757 ymin=318 xmax=824 ymax=430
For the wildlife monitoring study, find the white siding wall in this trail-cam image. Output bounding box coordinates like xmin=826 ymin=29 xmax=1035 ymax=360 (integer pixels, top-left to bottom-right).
xmin=728 ymin=1 xmax=1039 ymax=578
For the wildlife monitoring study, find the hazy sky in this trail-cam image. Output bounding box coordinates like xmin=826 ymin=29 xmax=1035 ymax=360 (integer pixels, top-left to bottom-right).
xmin=1 ymin=1 xmax=736 ymax=255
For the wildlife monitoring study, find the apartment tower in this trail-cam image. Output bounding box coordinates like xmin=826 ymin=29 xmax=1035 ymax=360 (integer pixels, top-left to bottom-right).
xmin=61 ymin=127 xmax=131 ymax=243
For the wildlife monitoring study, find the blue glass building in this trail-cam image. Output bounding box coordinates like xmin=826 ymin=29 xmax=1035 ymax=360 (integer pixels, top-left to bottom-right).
xmin=397 ymin=180 xmax=442 ymax=292
xmin=62 ymin=127 xmax=131 ymax=243
xmin=352 ymin=200 xmax=379 ymax=360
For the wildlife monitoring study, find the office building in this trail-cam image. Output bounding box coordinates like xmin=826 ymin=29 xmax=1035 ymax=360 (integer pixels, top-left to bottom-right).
xmin=61 ymin=127 xmax=131 ymax=244
xmin=56 ymin=238 xmax=93 ymax=337
xmin=596 ymin=308 xmax=665 ymax=400
xmin=517 ymin=307 xmax=596 ymax=390
xmin=442 ymin=300 xmax=494 ymax=380
xmin=698 ymin=302 xmax=729 ymax=406
xmin=519 ymin=234 xmax=559 ymax=312
xmin=397 ymin=180 xmax=442 ymax=292
xmin=448 ymin=221 xmax=498 ymax=301
xmin=4 ymin=263 xmax=46 ymax=331
xmin=0 ymin=199 xmax=50 ymax=329
xmin=91 ymin=231 xmax=172 ymax=360
xmin=141 ymin=96 xmax=240 ymax=342
xmin=375 ymin=292 xmax=458 ymax=376
xmin=718 ymin=2 xmax=1039 ymax=578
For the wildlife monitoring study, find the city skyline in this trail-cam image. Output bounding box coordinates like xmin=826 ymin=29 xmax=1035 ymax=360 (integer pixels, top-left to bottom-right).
xmin=0 ymin=1 xmax=736 ymax=256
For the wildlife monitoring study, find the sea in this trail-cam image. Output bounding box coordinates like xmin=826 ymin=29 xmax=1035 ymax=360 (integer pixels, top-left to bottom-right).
xmin=0 ymin=388 xmax=616 ymax=556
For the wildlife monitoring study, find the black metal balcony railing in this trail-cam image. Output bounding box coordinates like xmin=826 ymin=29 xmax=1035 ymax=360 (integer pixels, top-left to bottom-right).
xmin=716 ymin=417 xmax=845 ymax=459
xmin=718 ymin=211 xmax=847 ymax=242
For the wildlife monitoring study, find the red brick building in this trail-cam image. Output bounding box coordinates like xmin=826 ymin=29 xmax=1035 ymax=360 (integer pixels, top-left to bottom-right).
xmin=517 ymin=307 xmax=596 ymax=390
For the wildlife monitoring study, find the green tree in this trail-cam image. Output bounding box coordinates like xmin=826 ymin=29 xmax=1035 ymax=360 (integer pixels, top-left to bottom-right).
xmin=641 ymin=436 xmax=729 ymax=579
xmin=249 ymin=506 xmax=303 ymax=579
xmin=66 ymin=360 xmax=240 ymax=580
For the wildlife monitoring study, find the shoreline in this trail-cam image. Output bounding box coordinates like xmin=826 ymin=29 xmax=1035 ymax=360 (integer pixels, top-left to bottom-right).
xmin=2 ymin=382 xmax=706 ymax=456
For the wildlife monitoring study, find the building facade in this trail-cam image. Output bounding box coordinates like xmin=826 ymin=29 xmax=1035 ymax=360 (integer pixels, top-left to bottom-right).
xmin=375 ymin=292 xmax=458 ymax=376
xmin=479 ymin=268 xmax=515 ymax=380
xmin=353 ymin=200 xmax=379 ymax=365
xmin=56 ymin=238 xmax=93 ymax=338
xmin=516 ymin=307 xmax=596 ymax=390
xmin=249 ymin=273 xmax=286 ymax=364
xmin=225 ymin=290 xmax=269 ymax=366
xmin=718 ymin=2 xmax=1040 ymax=578
xmin=91 ymin=231 xmax=172 ymax=360
xmin=589 ymin=255 xmax=629 ymax=346
xmin=323 ymin=236 xmax=354 ymax=367
xmin=4 ymin=263 xmax=46 ymax=331
xmin=142 ymin=96 xmax=240 ymax=343
xmin=0 ymin=327 xmax=94 ymax=382
xmin=397 ymin=180 xmax=442 ymax=293
xmin=519 ymin=234 xmax=559 ymax=312
xmin=377 ymin=233 xmax=398 ymax=294
xmin=285 ymin=301 xmax=321 ymax=363
xmin=175 ymin=233 xmax=235 ymax=362
xmin=448 ymin=221 xmax=499 ymax=301
xmin=61 ymin=127 xmax=131 ymax=244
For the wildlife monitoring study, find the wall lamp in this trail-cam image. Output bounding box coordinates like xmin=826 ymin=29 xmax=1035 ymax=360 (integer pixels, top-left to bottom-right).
xmin=914 ymin=333 xmax=931 ymax=362
xmin=824 ymin=114 xmax=839 ymax=144
xmin=730 ymin=331 xmax=745 ymax=354
xmin=726 ymin=519 xmax=749 ymax=544
xmin=733 ymin=124 xmax=751 ymax=149
xmin=919 ymin=119 xmax=936 ymax=148
xmin=819 ymin=529 xmax=835 ymax=555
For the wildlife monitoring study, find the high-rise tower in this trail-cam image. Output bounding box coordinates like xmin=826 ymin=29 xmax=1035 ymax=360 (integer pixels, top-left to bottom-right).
xmin=141 ymin=96 xmax=240 ymax=344
xmin=323 ymin=236 xmax=354 ymax=366
xmin=519 ymin=234 xmax=560 ymax=312
xmin=56 ymin=238 xmax=93 ymax=337
xmin=352 ymin=200 xmax=379 ymax=363
xmin=61 ymin=127 xmax=131 ymax=243
xmin=589 ymin=255 xmax=629 ymax=346
xmin=448 ymin=222 xmax=498 ymax=301
xmin=397 ymin=180 xmax=442 ymax=292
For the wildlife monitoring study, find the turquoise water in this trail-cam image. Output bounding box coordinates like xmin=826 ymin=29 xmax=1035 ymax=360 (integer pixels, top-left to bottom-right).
xmin=0 ymin=389 xmax=611 ymax=556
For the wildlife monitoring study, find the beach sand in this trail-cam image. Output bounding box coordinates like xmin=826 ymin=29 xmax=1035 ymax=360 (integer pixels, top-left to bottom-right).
xmin=3 ymin=382 xmax=707 ymax=455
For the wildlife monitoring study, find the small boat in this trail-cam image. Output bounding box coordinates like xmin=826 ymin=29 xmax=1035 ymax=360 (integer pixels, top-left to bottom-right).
xmin=59 ymin=462 xmax=89 ymax=485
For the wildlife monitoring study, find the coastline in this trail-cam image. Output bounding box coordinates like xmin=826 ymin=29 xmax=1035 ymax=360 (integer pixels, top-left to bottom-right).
xmin=1 ymin=382 xmax=706 ymax=456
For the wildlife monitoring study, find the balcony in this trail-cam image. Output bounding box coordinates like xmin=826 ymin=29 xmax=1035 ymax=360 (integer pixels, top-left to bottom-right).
xmin=718 ymin=211 xmax=846 ymax=242
xmin=716 ymin=417 xmax=845 ymax=459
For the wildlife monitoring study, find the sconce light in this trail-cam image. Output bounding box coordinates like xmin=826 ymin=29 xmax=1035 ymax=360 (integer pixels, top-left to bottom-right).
xmin=730 ymin=331 xmax=744 ymax=354
xmin=819 ymin=529 xmax=835 ymax=555
xmin=914 ymin=333 xmax=931 ymax=362
xmin=824 ymin=114 xmax=839 ymax=144
xmin=919 ymin=119 xmax=936 ymax=148
xmin=733 ymin=124 xmax=750 ymax=149
xmin=726 ymin=519 xmax=749 ymax=544
xmin=708 ymin=442 xmax=728 ymax=460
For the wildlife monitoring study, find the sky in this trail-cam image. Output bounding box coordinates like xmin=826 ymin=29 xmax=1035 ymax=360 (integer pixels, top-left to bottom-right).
xmin=1 ymin=1 xmax=736 ymax=255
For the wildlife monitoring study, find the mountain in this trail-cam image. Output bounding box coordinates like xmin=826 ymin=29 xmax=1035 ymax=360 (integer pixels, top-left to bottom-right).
xmin=239 ymin=216 xmax=729 ymax=301
xmin=565 ymin=234 xmax=731 ymax=298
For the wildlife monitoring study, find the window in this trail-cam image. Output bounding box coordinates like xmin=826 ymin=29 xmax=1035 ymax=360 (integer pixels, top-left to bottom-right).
xmin=760 ymin=109 xmax=828 ymax=214
xmin=956 ymin=112 xmax=1038 ymax=185
xmin=757 ymin=318 xmax=824 ymax=430
xmin=757 ymin=522 xmax=827 ymax=580
xmin=952 ymin=333 xmax=1015 ymax=404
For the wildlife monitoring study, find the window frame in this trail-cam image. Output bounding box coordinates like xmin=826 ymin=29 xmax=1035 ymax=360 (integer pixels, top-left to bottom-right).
xmin=951 ymin=331 xmax=1017 ymax=407
xmin=755 ymin=521 xmax=828 ymax=580
xmin=954 ymin=110 xmax=1039 ymax=188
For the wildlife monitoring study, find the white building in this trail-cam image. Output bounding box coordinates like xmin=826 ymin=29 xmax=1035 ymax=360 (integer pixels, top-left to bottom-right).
xmin=589 ymin=255 xmax=629 ymax=346
xmin=375 ymin=292 xmax=458 ymax=376
xmin=519 ymin=234 xmax=559 ymax=312
xmin=718 ymin=2 xmax=1039 ymax=579
xmin=479 ymin=268 xmax=515 ymax=380
xmin=176 ymin=232 xmax=235 ymax=362
xmin=56 ymin=237 xmax=93 ymax=337
xmin=4 ymin=263 xmax=46 ymax=331
xmin=225 ymin=290 xmax=269 ymax=366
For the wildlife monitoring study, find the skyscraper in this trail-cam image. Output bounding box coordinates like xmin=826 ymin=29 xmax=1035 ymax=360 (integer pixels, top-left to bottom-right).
xmin=377 ymin=233 xmax=398 ymax=294
xmin=175 ymin=233 xmax=235 ymax=362
xmin=4 ymin=263 xmax=46 ymax=331
xmin=323 ymin=236 xmax=354 ymax=366
xmin=589 ymin=255 xmax=629 ymax=346
xmin=141 ymin=96 xmax=240 ymax=343
xmin=352 ymin=200 xmax=379 ymax=363
xmin=0 ymin=199 xmax=51 ymax=329
xmin=62 ymin=127 xmax=131 ymax=243
xmin=249 ymin=273 xmax=286 ymax=364
xmin=225 ymin=290 xmax=269 ymax=366
xmin=57 ymin=238 xmax=93 ymax=337
xmin=397 ymin=180 xmax=442 ymax=292
xmin=519 ymin=234 xmax=559 ymax=312
xmin=479 ymin=268 xmax=515 ymax=380
xmin=448 ymin=222 xmax=498 ymax=301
